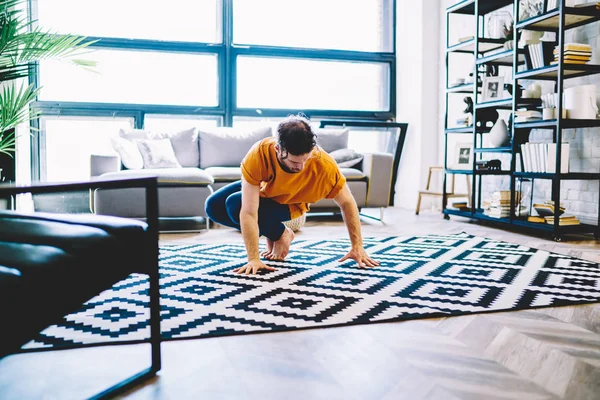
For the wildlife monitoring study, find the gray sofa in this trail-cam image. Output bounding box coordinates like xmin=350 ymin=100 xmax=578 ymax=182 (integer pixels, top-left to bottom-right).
xmin=90 ymin=125 xmax=394 ymax=225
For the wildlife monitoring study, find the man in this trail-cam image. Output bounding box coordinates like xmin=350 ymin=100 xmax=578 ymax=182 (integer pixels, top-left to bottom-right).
xmin=204 ymin=115 xmax=379 ymax=275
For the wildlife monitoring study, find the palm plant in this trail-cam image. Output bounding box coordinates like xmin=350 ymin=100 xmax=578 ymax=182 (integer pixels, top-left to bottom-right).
xmin=0 ymin=0 xmax=95 ymax=158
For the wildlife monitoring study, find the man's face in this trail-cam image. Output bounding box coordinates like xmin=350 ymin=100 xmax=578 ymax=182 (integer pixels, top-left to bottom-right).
xmin=275 ymin=145 xmax=313 ymax=174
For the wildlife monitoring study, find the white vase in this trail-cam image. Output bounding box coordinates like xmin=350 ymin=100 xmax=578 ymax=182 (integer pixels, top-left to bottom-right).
xmin=488 ymin=118 xmax=510 ymax=147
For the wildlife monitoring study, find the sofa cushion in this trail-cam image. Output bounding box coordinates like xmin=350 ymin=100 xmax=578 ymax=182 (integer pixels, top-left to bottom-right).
xmin=153 ymin=127 xmax=199 ymax=168
xmin=340 ymin=168 xmax=366 ymax=181
xmin=204 ymin=167 xmax=242 ymax=182
xmin=315 ymin=128 xmax=349 ymax=153
xmin=198 ymin=126 xmax=272 ymax=168
xmin=120 ymin=128 xmax=200 ymax=168
xmin=110 ymin=137 xmax=144 ymax=170
xmin=100 ymin=168 xmax=214 ymax=186
xmin=329 ymin=148 xmax=364 ymax=168
xmin=135 ymin=138 xmax=182 ymax=169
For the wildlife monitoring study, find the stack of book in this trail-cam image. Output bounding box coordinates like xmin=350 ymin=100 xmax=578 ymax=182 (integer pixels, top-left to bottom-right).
xmin=551 ymin=43 xmax=592 ymax=65
xmin=520 ymin=142 xmax=570 ymax=173
xmin=450 ymin=201 xmax=469 ymax=211
xmin=515 ymin=110 xmax=542 ymax=123
xmin=484 ymin=191 xmax=526 ymax=218
xmin=525 ymin=41 xmax=555 ymax=69
xmin=455 ymin=115 xmax=470 ymax=127
xmin=544 ymin=215 xmax=581 ymax=225
xmin=528 ymin=201 xmax=579 ymax=225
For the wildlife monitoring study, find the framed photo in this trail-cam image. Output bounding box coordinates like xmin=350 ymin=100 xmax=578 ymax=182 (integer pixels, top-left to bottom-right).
xmin=452 ymin=142 xmax=473 ymax=169
xmin=482 ymin=76 xmax=504 ymax=102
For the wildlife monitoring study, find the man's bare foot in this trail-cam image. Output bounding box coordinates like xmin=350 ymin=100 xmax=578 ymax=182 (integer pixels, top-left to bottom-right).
xmin=260 ymin=237 xmax=274 ymax=259
xmin=265 ymin=227 xmax=295 ymax=261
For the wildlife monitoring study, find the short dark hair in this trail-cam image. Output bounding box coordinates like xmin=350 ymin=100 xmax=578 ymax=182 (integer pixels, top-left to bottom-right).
xmin=277 ymin=114 xmax=317 ymax=156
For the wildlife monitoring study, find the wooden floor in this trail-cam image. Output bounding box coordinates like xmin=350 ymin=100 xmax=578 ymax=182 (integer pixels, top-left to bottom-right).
xmin=1 ymin=208 xmax=599 ymax=400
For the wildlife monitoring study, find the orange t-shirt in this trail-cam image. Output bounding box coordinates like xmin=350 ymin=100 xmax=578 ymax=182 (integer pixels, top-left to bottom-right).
xmin=241 ymin=137 xmax=346 ymax=219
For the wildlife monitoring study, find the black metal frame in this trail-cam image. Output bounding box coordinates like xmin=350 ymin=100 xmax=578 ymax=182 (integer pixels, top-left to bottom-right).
xmin=443 ymin=0 xmax=600 ymax=241
xmin=0 ymin=176 xmax=161 ymax=400
xmin=318 ymin=120 xmax=408 ymax=207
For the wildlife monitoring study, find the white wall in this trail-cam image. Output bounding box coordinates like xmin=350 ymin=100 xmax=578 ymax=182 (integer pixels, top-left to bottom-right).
xmin=394 ymin=0 xmax=442 ymax=209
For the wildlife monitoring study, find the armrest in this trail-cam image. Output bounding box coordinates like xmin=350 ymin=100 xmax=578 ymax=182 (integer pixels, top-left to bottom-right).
xmin=91 ymin=153 xmax=121 ymax=178
xmin=361 ymin=152 xmax=394 ymax=207
xmin=0 ymin=177 xmax=159 ymax=235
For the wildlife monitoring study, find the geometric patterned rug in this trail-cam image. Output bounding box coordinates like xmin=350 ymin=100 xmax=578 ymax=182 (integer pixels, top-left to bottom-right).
xmin=22 ymin=232 xmax=600 ymax=351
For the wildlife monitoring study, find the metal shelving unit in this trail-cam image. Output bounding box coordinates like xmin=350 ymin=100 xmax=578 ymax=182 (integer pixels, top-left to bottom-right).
xmin=443 ymin=0 xmax=600 ymax=241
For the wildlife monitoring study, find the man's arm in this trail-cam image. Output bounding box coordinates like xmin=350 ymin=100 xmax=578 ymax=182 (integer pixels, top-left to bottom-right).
xmin=234 ymin=178 xmax=275 ymax=274
xmin=334 ymin=184 xmax=379 ymax=269
xmin=240 ymin=178 xmax=261 ymax=261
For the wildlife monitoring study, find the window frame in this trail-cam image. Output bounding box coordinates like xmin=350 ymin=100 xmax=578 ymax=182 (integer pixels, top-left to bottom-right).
xmin=28 ymin=0 xmax=397 ymax=181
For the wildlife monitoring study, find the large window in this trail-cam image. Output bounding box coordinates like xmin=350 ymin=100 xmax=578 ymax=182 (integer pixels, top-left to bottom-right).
xmin=31 ymin=0 xmax=396 ymax=181
xmin=236 ymin=57 xmax=390 ymax=111
xmin=233 ymin=0 xmax=393 ymax=52
xmin=36 ymin=0 xmax=222 ymax=43
xmin=39 ymin=50 xmax=219 ymax=106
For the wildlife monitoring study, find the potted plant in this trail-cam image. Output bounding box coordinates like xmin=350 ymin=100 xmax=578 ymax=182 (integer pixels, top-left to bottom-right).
xmin=0 ymin=0 xmax=95 ymax=180
xmin=503 ymin=20 xmax=514 ymax=50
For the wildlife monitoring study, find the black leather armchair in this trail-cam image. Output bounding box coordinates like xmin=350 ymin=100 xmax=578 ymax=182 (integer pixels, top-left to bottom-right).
xmin=0 ymin=176 xmax=161 ymax=400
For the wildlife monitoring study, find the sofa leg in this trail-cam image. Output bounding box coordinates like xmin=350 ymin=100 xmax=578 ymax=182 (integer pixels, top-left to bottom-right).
xmin=380 ymin=207 xmax=384 ymax=222
xmin=206 ymin=217 xmax=210 ymax=232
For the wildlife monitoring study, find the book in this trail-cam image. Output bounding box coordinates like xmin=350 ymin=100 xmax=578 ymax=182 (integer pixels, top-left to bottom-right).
xmin=527 ymin=216 xmax=546 ymax=223
xmin=551 ymin=60 xmax=589 ymax=65
xmin=533 ymin=203 xmax=566 ymax=217
xmin=547 ymin=143 xmax=570 ymax=173
xmin=544 ymin=215 xmax=581 ymax=225
xmin=563 ymin=43 xmax=592 ymax=51
xmin=553 ymin=50 xmax=592 ymax=56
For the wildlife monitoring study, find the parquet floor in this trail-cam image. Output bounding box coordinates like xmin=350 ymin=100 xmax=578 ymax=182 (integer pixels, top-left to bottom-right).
xmin=1 ymin=208 xmax=598 ymax=400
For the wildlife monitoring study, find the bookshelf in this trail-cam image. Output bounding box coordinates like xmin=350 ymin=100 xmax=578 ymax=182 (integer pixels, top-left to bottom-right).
xmin=443 ymin=0 xmax=600 ymax=241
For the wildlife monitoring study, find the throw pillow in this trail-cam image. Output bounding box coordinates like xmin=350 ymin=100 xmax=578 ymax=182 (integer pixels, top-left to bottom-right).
xmin=329 ymin=148 xmax=364 ymax=168
xmin=198 ymin=126 xmax=273 ymax=168
xmin=314 ymin=128 xmax=349 ymax=153
xmin=155 ymin=127 xmax=200 ymax=168
xmin=110 ymin=136 xmax=144 ymax=170
xmin=134 ymin=138 xmax=182 ymax=169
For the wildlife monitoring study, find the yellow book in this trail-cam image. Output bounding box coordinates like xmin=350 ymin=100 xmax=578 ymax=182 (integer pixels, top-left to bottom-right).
xmin=563 ymin=43 xmax=592 ymax=51
xmin=551 ymin=60 xmax=588 ymax=65
xmin=527 ymin=216 xmax=545 ymax=223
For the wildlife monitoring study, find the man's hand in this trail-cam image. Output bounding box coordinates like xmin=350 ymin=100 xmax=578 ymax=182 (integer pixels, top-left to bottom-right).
xmin=233 ymin=259 xmax=276 ymax=275
xmin=338 ymin=247 xmax=380 ymax=269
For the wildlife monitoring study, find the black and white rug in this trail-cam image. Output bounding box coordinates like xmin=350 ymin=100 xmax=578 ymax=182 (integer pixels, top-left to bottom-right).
xmin=23 ymin=232 xmax=600 ymax=351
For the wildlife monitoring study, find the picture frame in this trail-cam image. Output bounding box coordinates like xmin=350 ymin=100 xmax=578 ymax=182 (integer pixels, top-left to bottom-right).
xmin=481 ymin=76 xmax=505 ymax=102
xmin=452 ymin=142 xmax=473 ymax=169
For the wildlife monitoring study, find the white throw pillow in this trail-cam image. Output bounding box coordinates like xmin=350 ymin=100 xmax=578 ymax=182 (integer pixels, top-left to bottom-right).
xmin=134 ymin=138 xmax=182 ymax=169
xmin=121 ymin=127 xmax=200 ymax=167
xmin=159 ymin=127 xmax=199 ymax=168
xmin=329 ymin=148 xmax=364 ymax=168
xmin=110 ymin=136 xmax=144 ymax=170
